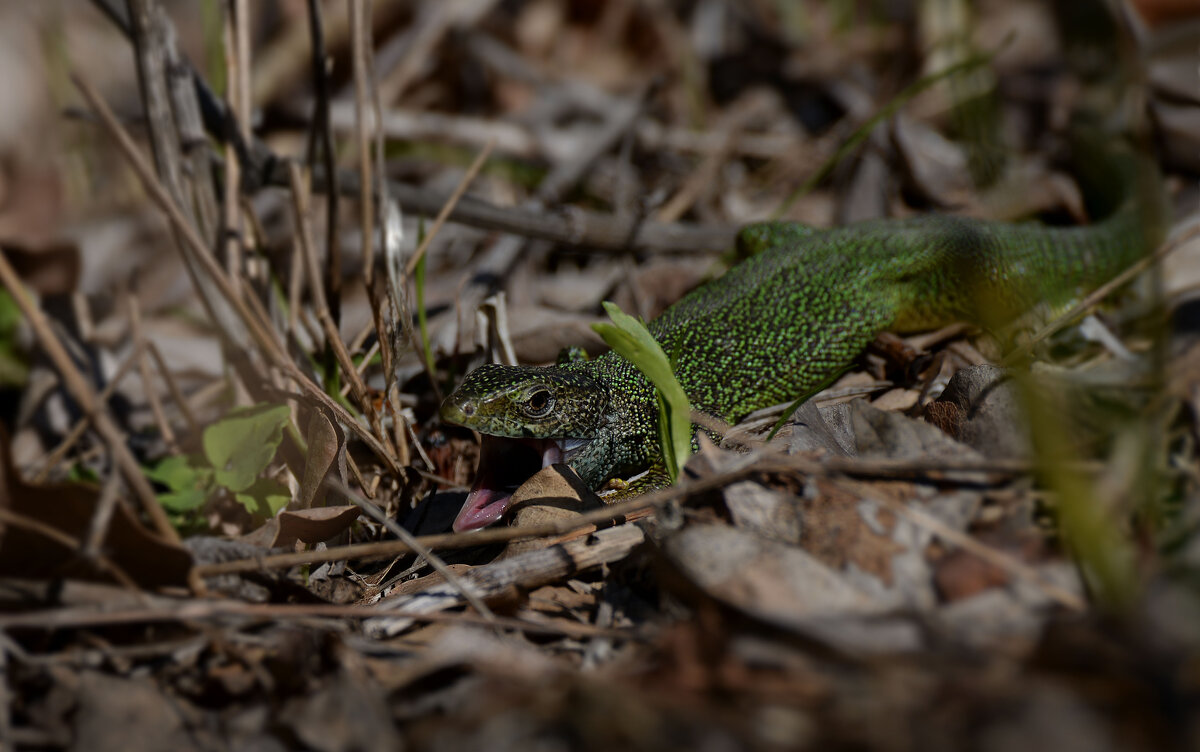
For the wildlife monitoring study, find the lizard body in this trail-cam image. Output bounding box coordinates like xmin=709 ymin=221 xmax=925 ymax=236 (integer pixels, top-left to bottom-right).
xmin=441 ymin=191 xmax=1161 ymax=531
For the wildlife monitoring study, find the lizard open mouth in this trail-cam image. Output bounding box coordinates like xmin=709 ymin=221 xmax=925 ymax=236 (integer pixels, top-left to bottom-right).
xmin=453 ymin=436 xmax=591 ymax=531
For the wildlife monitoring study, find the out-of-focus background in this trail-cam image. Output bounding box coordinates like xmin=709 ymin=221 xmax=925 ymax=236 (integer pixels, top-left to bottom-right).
xmin=2 ymin=1 xmax=1200 ymax=749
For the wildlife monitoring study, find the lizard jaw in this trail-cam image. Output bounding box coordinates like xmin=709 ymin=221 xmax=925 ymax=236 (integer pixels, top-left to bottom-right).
xmin=452 ymin=436 xmax=591 ymax=531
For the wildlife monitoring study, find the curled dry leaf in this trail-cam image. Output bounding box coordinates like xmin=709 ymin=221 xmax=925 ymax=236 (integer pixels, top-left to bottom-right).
xmin=296 ymin=404 xmax=347 ymax=509
xmin=929 ymin=364 xmax=1030 ymax=458
xmin=505 ymin=463 xmax=605 ymax=556
xmin=240 ymin=506 xmax=364 ymax=550
xmin=849 ymin=398 xmax=983 ymax=461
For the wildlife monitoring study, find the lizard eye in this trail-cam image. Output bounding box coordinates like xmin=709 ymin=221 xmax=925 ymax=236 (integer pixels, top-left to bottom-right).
xmin=525 ymin=387 xmax=554 ymax=417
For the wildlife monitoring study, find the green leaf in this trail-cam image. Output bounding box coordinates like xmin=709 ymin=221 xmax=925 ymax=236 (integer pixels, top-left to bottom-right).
xmin=146 ymin=454 xmax=196 ymax=490
xmin=592 ymin=302 xmax=693 ymax=483
xmin=203 ymin=403 xmax=291 ymax=493
xmin=158 ymin=485 xmax=211 ymax=513
xmin=146 ymin=455 xmax=212 ymax=513
xmin=0 ymin=287 xmax=21 ymax=331
xmin=234 ymin=477 xmax=291 ymax=517
xmin=67 ymin=464 xmax=100 ymax=485
xmin=0 ymin=289 xmax=28 ymax=388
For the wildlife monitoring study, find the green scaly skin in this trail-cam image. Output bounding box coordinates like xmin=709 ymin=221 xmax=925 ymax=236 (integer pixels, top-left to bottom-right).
xmin=441 ymin=199 xmax=1160 ymax=531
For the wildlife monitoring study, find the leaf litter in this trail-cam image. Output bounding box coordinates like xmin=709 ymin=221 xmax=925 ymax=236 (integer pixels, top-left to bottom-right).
xmin=0 ymin=1 xmax=1198 ymax=750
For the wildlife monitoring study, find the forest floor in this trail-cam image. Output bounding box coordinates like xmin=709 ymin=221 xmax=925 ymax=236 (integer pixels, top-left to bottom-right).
xmin=2 ymin=1 xmax=1200 ymax=750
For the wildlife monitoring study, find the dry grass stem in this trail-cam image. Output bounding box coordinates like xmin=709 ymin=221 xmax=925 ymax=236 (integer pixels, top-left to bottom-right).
xmin=145 ymin=340 xmax=199 ymax=434
xmin=127 ymin=297 xmax=177 ymax=453
xmin=82 ymin=471 xmax=125 ymax=563
xmin=0 ymin=599 xmax=638 ymax=641
xmin=403 ymin=139 xmax=497 ymax=279
xmin=192 ymin=449 xmax=1067 ymax=580
xmin=31 ymin=349 xmax=139 ymax=483
xmin=287 ymin=163 xmax=398 ymax=459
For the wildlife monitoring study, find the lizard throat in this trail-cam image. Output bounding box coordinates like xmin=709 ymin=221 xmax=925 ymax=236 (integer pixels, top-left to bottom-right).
xmin=453 ymin=435 xmax=592 ymax=531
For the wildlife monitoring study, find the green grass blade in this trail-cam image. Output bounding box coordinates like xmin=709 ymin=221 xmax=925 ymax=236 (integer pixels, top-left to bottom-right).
xmin=592 ymin=302 xmax=693 ymax=483
xmin=414 ymin=248 xmax=436 ymax=380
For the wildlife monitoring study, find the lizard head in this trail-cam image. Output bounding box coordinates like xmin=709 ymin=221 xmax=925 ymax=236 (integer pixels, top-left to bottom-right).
xmin=440 ymin=364 xmax=611 ymax=531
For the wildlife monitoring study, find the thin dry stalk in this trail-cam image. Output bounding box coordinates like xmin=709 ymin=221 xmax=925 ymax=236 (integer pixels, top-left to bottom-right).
xmin=236 ymin=269 xmax=291 ymax=361
xmin=350 ymin=0 xmax=375 ymax=286
xmin=190 ymin=462 xmax=762 ymax=578
xmin=145 ymin=340 xmax=200 ymax=434
xmin=304 ymin=0 xmax=343 ymax=330
xmin=404 ymin=139 xmax=496 ymax=279
xmin=0 ymin=599 xmax=638 ymax=641
xmin=347 ymin=318 xmax=376 ymax=353
xmin=351 ymin=0 xmax=409 ymax=467
xmin=287 ymin=232 xmax=305 ymax=337
xmin=127 ymin=0 xmax=250 ymax=350
xmin=82 ymin=470 xmax=125 ymax=562
xmin=275 ymin=159 xmax=733 ymax=254
xmin=396 ymin=139 xmax=495 ymax=404
xmin=128 ymin=297 xmax=177 ymax=452
xmin=74 ymin=76 xmax=279 ymax=368
xmin=222 ymin=5 xmax=243 ymax=289
xmin=32 ymin=349 xmax=139 ymax=483
xmin=391 ymin=395 xmax=411 ymax=469
xmin=321 ymin=101 xmax=801 ymax=161
xmin=411 ymin=467 xmax=462 ymax=489
xmin=404 ymin=416 xmax=436 ymax=475
xmin=353 ymin=341 xmax=380 ymax=380
xmin=340 ymin=339 xmax=380 ymax=397
xmin=234 ymin=0 xmax=251 ymax=143
xmin=288 ymin=163 xmax=398 ymax=460
xmin=191 ymin=450 xmax=1056 ymax=580
xmin=346 ymin=453 xmax=374 ymax=499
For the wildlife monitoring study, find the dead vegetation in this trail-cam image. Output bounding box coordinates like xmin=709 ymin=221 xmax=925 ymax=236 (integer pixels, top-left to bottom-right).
xmin=1 ymin=0 xmax=1199 ymax=749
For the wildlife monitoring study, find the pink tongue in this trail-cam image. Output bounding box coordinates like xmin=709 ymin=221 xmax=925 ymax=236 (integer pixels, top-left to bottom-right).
xmin=452 ymin=436 xmax=563 ymax=532
xmin=453 ymin=486 xmax=512 ymax=532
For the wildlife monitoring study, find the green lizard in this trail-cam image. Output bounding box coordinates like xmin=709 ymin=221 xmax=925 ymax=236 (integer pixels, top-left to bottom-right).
xmin=440 ymin=153 xmax=1163 ymax=532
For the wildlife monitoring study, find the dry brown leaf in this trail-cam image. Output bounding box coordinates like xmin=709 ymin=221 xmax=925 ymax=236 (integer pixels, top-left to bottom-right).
xmin=506 ymin=463 xmax=605 ymax=557
xmin=296 ymin=405 xmax=346 ymax=509
xmin=0 ymin=431 xmax=192 ymax=589
xmin=274 ymin=505 xmax=362 ymax=548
